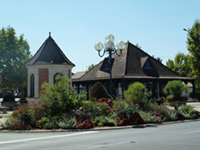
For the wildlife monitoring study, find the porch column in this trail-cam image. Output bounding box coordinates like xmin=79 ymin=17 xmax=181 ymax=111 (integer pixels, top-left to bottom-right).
xmin=192 ymin=80 xmax=196 ymax=101
xmin=77 ymin=83 xmax=80 ymax=94
xmin=153 ymin=80 xmax=158 ymax=99
xmin=86 ymin=82 xmax=89 ymax=100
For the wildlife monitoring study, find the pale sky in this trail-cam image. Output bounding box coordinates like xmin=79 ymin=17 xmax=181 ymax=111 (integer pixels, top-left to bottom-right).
xmin=1 ymin=0 xmax=200 ymax=73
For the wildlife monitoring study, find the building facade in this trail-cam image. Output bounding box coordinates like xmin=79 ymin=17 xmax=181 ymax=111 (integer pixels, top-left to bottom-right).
xmin=25 ymin=33 xmax=75 ymax=98
xmin=72 ymin=41 xmax=195 ymax=99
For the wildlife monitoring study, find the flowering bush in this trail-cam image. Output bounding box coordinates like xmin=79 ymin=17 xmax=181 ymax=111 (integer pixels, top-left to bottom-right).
xmin=76 ymin=119 xmax=93 ymax=129
xmin=139 ymin=111 xmax=162 ymax=123
xmin=81 ymin=101 xmax=99 ymax=117
xmin=113 ymin=112 xmax=145 ymax=126
xmin=58 ymin=116 xmax=93 ymax=129
xmin=94 ymin=115 xmax=116 ymax=126
xmin=32 ymin=103 xmax=45 ymax=120
xmin=98 ymin=98 xmax=113 ymax=107
xmin=11 ymin=104 xmax=33 ymax=124
xmin=36 ymin=118 xmax=46 ymax=129
xmin=96 ymin=102 xmax=111 ymax=116
xmin=2 ymin=117 xmax=31 ymax=130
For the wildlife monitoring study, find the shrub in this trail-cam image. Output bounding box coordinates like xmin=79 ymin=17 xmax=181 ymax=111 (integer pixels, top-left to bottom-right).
xmin=178 ymin=105 xmax=196 ymax=119
xmin=113 ymin=112 xmax=145 ymax=126
xmin=32 ymin=103 xmax=46 ymax=120
xmin=96 ymin=102 xmax=110 ymax=116
xmin=146 ymin=104 xmax=178 ymax=121
xmin=98 ymin=98 xmax=113 ymax=107
xmin=94 ymin=115 xmax=116 ymax=126
xmin=165 ymin=110 xmax=177 ymax=121
xmin=40 ymin=75 xmax=86 ymax=117
xmin=163 ymin=80 xmax=188 ymax=99
xmin=36 ymin=118 xmax=46 ymax=129
xmin=179 ymin=105 xmax=195 ymax=113
xmin=2 ymin=117 xmax=31 ymax=130
xmin=89 ymin=82 xmax=110 ymax=101
xmin=58 ymin=117 xmax=77 ymax=129
xmin=124 ymin=82 xmax=151 ymax=110
xmin=124 ymin=82 xmax=145 ymax=101
xmin=42 ymin=117 xmax=59 ymax=129
xmin=189 ymin=88 xmax=200 ymax=99
xmin=81 ymin=101 xmax=99 ymax=117
xmin=139 ymin=111 xmax=162 ymax=123
xmin=11 ymin=104 xmax=33 ymax=124
xmin=112 ymin=100 xmax=131 ymax=115
xmin=66 ymin=109 xmax=91 ymax=122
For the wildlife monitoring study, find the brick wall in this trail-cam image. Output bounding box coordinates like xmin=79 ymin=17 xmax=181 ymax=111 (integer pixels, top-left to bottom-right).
xmin=68 ymin=69 xmax=71 ymax=87
xmin=39 ymin=68 xmax=49 ymax=95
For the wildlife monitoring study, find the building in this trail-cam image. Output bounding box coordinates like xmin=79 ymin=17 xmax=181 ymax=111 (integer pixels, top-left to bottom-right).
xmin=25 ymin=33 xmax=75 ymax=99
xmin=72 ymin=41 xmax=195 ymax=99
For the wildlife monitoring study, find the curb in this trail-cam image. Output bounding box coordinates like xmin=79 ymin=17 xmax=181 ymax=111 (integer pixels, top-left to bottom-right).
xmin=0 ymin=118 xmax=200 ymax=133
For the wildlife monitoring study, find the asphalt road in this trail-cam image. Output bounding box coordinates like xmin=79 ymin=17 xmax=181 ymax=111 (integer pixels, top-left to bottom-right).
xmin=0 ymin=121 xmax=200 ymax=150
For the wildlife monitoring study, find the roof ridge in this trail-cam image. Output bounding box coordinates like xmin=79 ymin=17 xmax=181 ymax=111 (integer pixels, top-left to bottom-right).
xmin=25 ymin=34 xmax=75 ymax=66
xmin=48 ymin=36 xmax=75 ymax=66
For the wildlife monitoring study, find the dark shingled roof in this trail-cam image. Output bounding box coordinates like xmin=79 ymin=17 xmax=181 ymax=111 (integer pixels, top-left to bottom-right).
xmin=25 ymin=33 xmax=75 ymax=66
xmin=72 ymin=71 xmax=85 ymax=80
xmin=73 ymin=41 xmax=194 ymax=82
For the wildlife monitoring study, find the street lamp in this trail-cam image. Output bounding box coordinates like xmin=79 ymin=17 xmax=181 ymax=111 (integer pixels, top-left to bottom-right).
xmin=94 ymin=34 xmax=126 ymax=98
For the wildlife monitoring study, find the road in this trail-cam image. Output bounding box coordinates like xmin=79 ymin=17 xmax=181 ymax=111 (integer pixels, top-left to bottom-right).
xmin=0 ymin=121 xmax=200 ymax=150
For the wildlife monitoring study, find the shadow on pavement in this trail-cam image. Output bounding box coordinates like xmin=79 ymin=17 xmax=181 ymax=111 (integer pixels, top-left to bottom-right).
xmin=132 ymin=124 xmax=158 ymax=128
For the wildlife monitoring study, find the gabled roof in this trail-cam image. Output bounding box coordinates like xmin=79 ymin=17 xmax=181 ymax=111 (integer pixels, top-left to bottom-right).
xmin=73 ymin=41 xmax=194 ymax=82
xmin=72 ymin=71 xmax=85 ymax=80
xmin=25 ymin=33 xmax=75 ymax=66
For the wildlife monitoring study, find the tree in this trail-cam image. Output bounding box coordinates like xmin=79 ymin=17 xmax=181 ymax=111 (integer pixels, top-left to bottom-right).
xmin=152 ymin=55 xmax=162 ymax=63
xmin=89 ymin=82 xmax=110 ymax=101
xmin=135 ymin=43 xmax=141 ymax=49
xmin=166 ymin=53 xmax=192 ymax=77
xmin=85 ymin=64 xmax=96 ymax=73
xmin=186 ymin=19 xmax=200 ymax=80
xmin=0 ymin=26 xmax=31 ymax=99
xmin=124 ymin=82 xmax=152 ymax=110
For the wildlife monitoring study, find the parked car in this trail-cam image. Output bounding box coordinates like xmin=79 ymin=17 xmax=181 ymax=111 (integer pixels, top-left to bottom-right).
xmin=3 ymin=90 xmax=13 ymax=97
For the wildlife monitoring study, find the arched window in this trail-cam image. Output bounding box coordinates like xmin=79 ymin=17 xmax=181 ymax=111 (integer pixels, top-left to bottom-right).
xmin=30 ymin=74 xmax=34 ymax=97
xmin=54 ymin=73 xmax=64 ymax=84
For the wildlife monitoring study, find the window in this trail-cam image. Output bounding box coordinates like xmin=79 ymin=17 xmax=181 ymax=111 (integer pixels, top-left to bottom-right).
xmin=143 ymin=60 xmax=154 ymax=69
xmin=30 ymin=74 xmax=34 ymax=97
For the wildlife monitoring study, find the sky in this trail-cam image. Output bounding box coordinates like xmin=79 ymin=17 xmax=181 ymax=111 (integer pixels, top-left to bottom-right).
xmin=1 ymin=0 xmax=200 ymax=73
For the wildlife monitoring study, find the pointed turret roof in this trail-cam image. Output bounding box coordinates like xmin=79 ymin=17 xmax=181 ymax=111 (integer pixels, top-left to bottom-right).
xmin=73 ymin=41 xmax=194 ymax=81
xmin=26 ymin=33 xmax=75 ymax=66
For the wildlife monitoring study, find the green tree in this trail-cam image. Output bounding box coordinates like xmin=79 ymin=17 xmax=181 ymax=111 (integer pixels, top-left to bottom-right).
xmin=124 ymin=82 xmax=152 ymax=110
xmin=186 ymin=19 xmax=200 ymax=81
xmin=163 ymin=80 xmax=188 ymax=99
xmin=152 ymin=55 xmax=162 ymax=63
xmin=135 ymin=43 xmax=141 ymax=49
xmin=0 ymin=26 xmax=31 ymax=99
xmin=166 ymin=53 xmax=192 ymax=77
xmin=85 ymin=64 xmax=96 ymax=73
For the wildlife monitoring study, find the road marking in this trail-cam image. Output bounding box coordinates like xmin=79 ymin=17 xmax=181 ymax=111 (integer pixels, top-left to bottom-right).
xmin=0 ymin=131 xmax=99 ymax=145
xmin=184 ymin=130 xmax=200 ymax=134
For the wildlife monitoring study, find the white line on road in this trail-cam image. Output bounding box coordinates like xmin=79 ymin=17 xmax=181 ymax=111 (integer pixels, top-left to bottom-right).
xmin=0 ymin=131 xmax=99 ymax=145
xmin=184 ymin=130 xmax=200 ymax=134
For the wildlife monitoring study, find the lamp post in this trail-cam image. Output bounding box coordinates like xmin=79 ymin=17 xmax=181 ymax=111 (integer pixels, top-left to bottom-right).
xmin=94 ymin=34 xmax=126 ymax=98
